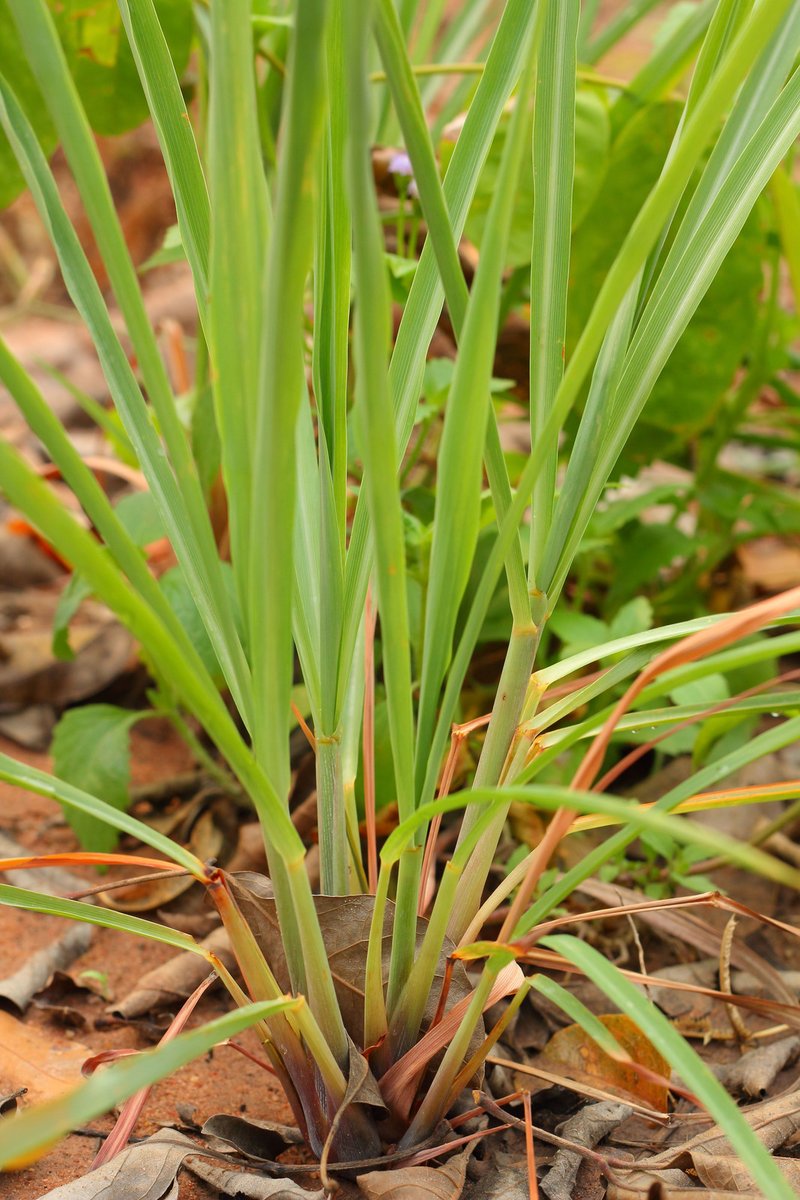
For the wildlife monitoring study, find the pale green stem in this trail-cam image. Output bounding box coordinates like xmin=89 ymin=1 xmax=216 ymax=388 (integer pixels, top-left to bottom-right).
xmin=398 ymin=961 xmax=500 ymax=1148
xmin=317 ymin=734 xmax=348 ymax=895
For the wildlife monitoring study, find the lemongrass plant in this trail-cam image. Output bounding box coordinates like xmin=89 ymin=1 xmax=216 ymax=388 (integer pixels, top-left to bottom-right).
xmin=1 ymin=0 xmax=800 ymax=1191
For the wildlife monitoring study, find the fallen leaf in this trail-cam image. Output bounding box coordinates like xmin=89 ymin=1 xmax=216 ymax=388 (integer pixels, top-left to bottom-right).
xmin=101 ymin=793 xmax=238 ymax=912
xmin=634 ymin=1087 xmax=800 ymax=1172
xmin=0 ymin=1009 xmax=91 ymax=1103
xmin=111 ymin=926 xmax=233 ymax=1017
xmin=693 ymin=1149 xmax=800 ymax=1192
xmin=713 ymin=1035 xmax=800 ymax=1099
xmin=576 ymin=877 xmax=796 ymax=1005
xmin=540 ymin=1014 xmax=670 ymax=1111
xmin=187 ymin=1158 xmax=324 ymax=1198
xmin=37 ymin=1129 xmax=195 ymax=1198
xmin=0 ymin=704 xmax=55 ymax=751
xmin=201 ymin=1113 xmax=303 ymax=1160
xmin=0 ymin=921 xmax=91 ymax=1012
xmin=737 ymin=538 xmax=800 ymax=594
xmin=540 ymin=1101 xmax=631 ymax=1200
xmin=227 ymin=876 xmax=477 ymax=1048
xmin=357 ymin=1143 xmax=473 ymax=1198
xmin=0 ymin=621 xmax=133 ymax=709
xmin=606 ymin=1168 xmax=711 ymax=1199
xmin=0 ymin=1087 xmax=26 ymax=1116
xmin=320 ymin=1039 xmax=385 ymax=1171
xmin=463 ymin=1167 xmax=530 ymax=1199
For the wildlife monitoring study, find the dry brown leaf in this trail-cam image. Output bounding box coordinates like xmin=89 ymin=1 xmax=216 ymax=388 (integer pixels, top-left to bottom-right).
xmin=0 ymin=922 xmax=91 ymax=1012
xmin=186 ymin=1158 xmax=324 ymax=1198
xmin=714 ymin=1036 xmax=800 ymax=1098
xmin=227 ymin=876 xmax=477 ymax=1048
xmin=692 ymin=1149 xmax=800 ymax=1193
xmin=0 ymin=1008 xmax=90 ymax=1104
xmin=200 ymin=1113 xmax=303 ymax=1161
xmin=608 ymin=1171 xmax=750 ymax=1200
xmin=737 ymin=538 xmax=800 ymax=594
xmin=111 ymin=926 xmax=233 ymax=1017
xmin=540 ymin=1101 xmax=631 ymax=1200
xmin=539 ymin=1014 xmax=670 ymax=1111
xmin=0 ymin=621 xmax=133 ymax=709
xmin=37 ymin=1129 xmax=195 ymax=1199
xmin=321 ymin=1039 xmax=385 ymax=1173
xmin=356 ymin=1143 xmax=473 ymax=1199
xmin=635 ymin=1088 xmax=800 ymax=1172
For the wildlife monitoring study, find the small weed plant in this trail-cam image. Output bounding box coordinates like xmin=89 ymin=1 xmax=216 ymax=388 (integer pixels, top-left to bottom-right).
xmin=0 ymin=0 xmax=800 ymax=1193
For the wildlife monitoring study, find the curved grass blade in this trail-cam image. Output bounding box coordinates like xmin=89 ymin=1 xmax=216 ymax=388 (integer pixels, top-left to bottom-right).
xmin=0 ymin=884 xmax=201 ymax=954
xmin=0 ymin=754 xmax=205 ymax=876
xmin=207 ymin=0 xmax=270 ymax=615
xmin=543 ymin=934 xmax=798 ymax=1200
xmin=414 ymin=14 xmax=539 ymax=794
xmin=117 ymin=0 xmax=210 ymax=316
xmin=528 ymin=0 xmax=579 ymax=581
xmin=344 ymin=0 xmax=417 ymax=1005
xmin=381 ymin=784 xmax=800 ymax=891
xmin=338 ymin=0 xmax=541 ymax=714
xmin=0 ymin=69 xmax=253 ymax=727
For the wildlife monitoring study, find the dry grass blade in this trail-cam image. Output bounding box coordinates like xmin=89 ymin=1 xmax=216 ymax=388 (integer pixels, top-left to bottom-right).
xmin=500 ymin=587 xmax=800 ymax=937
xmin=378 ymin=961 xmax=523 ymax=1117
xmin=593 ymin=667 xmax=800 ymax=794
xmin=569 ymin=878 xmax=800 ymax=1005
xmin=91 ymin=973 xmax=217 ymax=1167
xmin=486 ymin=1055 xmax=669 ymax=1120
xmin=576 ymin=585 xmax=800 ymax=793
xmin=522 ymin=1090 xmax=538 ymax=1200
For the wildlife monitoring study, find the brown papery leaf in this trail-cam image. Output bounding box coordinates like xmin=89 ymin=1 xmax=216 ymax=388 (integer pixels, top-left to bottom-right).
xmin=692 ymin=1150 xmax=800 ymax=1193
xmin=633 ymin=1087 xmax=800 ymax=1172
xmin=226 ymin=875 xmax=476 ymax=1048
xmin=0 ymin=922 xmax=91 ymax=1012
xmin=36 ymin=1129 xmax=195 ymax=1199
xmin=357 ymin=1142 xmax=473 ymax=1199
xmin=111 ymin=926 xmax=233 ymax=1017
xmin=187 ymin=1158 xmax=324 ymax=1198
xmin=540 ymin=1014 xmax=670 ymax=1111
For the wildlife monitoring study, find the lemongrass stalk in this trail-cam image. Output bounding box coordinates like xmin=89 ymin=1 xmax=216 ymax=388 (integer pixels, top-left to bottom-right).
xmin=398 ymin=958 xmax=504 ymax=1148
xmin=363 ymin=864 xmax=392 ymax=1051
xmin=387 ymin=800 xmax=505 ymax=1058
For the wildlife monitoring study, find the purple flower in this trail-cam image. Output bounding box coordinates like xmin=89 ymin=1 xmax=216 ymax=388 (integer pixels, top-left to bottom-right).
xmin=388 ymin=151 xmax=413 ymax=177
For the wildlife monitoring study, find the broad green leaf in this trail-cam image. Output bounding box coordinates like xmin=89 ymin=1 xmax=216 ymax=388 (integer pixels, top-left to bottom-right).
xmin=51 ymin=0 xmax=193 ymax=136
xmin=51 ymin=571 xmax=93 ymax=661
xmin=159 ymin=563 xmax=233 ymax=681
xmin=52 ymin=705 xmax=144 ymax=852
xmin=114 ymin=491 xmax=166 ymax=547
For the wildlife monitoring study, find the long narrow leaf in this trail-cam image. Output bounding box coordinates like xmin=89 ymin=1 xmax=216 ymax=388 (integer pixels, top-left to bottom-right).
xmin=544 ymin=935 xmax=798 ymax=1199
xmin=0 ymin=998 xmax=299 ymax=1170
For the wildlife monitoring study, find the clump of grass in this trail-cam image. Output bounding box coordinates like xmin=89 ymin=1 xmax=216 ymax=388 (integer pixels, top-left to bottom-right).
xmin=0 ymin=0 xmax=799 ymax=1194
